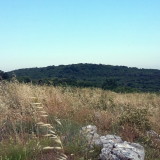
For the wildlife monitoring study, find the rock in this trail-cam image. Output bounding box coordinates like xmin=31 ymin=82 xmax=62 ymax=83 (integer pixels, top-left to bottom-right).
xmin=81 ymin=125 xmax=145 ymax=160
xmin=146 ymin=130 xmax=160 ymax=146
xmin=100 ymin=135 xmax=123 ymax=144
xmin=81 ymin=125 xmax=98 ymax=135
xmin=99 ymin=138 xmax=145 ymax=160
xmin=147 ymin=130 xmax=160 ymax=138
xmin=81 ymin=125 xmax=100 ymax=146
xmin=111 ymin=142 xmax=145 ymax=160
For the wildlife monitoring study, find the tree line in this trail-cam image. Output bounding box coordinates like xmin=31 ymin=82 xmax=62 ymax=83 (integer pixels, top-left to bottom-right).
xmin=3 ymin=63 xmax=160 ymax=93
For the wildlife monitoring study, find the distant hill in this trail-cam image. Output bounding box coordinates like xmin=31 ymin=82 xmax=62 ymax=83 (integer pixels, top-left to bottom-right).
xmin=0 ymin=70 xmax=9 ymax=80
xmin=7 ymin=63 xmax=160 ymax=92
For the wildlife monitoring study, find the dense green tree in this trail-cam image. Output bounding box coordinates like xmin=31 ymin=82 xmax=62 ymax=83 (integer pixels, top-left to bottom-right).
xmin=102 ymin=78 xmax=118 ymax=90
xmin=7 ymin=64 xmax=160 ymax=92
xmin=17 ymin=76 xmax=31 ymax=83
xmin=0 ymin=70 xmax=9 ymax=80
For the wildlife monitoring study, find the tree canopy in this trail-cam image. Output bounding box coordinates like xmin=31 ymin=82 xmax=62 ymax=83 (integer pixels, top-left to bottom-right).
xmin=7 ymin=63 xmax=160 ymax=92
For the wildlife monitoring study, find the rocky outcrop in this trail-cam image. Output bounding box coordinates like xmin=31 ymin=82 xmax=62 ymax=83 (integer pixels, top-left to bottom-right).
xmin=81 ymin=125 xmax=145 ymax=160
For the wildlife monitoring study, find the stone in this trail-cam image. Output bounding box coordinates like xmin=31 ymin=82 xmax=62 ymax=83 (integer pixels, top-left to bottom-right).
xmin=81 ymin=125 xmax=100 ymax=146
xmin=147 ymin=130 xmax=160 ymax=138
xmin=111 ymin=142 xmax=145 ymax=160
xmin=81 ymin=125 xmax=145 ymax=160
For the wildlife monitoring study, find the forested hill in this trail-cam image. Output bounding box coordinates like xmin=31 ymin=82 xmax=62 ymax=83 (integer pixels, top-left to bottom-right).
xmin=7 ymin=64 xmax=160 ymax=92
xmin=0 ymin=70 xmax=9 ymax=80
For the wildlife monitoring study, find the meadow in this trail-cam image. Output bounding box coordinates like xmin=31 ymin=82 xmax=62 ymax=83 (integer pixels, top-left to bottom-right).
xmin=0 ymin=81 xmax=160 ymax=160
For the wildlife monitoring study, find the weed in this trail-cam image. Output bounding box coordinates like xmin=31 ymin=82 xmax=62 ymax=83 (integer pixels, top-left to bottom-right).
xmin=0 ymin=82 xmax=160 ymax=159
xmin=119 ymin=108 xmax=151 ymax=131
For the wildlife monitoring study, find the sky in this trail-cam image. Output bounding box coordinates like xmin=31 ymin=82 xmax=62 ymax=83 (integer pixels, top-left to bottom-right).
xmin=0 ymin=0 xmax=160 ymax=71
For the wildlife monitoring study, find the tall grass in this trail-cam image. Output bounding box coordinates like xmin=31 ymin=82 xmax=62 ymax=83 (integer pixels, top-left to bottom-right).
xmin=0 ymin=81 xmax=160 ymax=159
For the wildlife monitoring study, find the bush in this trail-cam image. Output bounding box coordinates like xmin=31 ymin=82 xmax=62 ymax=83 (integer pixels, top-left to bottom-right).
xmin=119 ymin=108 xmax=151 ymax=131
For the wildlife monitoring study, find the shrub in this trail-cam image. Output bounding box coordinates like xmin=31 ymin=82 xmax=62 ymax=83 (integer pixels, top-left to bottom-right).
xmin=119 ymin=108 xmax=151 ymax=131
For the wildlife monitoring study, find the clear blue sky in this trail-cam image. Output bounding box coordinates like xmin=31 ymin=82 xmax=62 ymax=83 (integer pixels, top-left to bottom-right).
xmin=0 ymin=0 xmax=160 ymax=71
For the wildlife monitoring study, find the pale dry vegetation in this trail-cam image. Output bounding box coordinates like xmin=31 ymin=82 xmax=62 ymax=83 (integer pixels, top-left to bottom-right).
xmin=0 ymin=81 xmax=160 ymax=159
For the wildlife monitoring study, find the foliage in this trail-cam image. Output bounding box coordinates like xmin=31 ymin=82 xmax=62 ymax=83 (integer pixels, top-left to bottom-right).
xmin=119 ymin=108 xmax=151 ymax=131
xmin=102 ymin=78 xmax=118 ymax=90
xmin=7 ymin=63 xmax=160 ymax=92
xmin=0 ymin=139 xmax=41 ymax=160
xmin=0 ymin=70 xmax=9 ymax=80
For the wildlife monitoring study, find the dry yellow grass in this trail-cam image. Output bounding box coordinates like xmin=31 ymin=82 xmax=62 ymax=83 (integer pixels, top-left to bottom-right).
xmin=0 ymin=81 xmax=160 ymax=159
xmin=0 ymin=81 xmax=160 ymax=134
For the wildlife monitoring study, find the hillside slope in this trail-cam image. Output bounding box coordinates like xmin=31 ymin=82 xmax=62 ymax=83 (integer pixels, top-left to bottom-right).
xmin=8 ymin=63 xmax=160 ymax=92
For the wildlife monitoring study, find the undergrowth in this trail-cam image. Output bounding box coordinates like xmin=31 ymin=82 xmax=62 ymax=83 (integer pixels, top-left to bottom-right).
xmin=0 ymin=81 xmax=160 ymax=159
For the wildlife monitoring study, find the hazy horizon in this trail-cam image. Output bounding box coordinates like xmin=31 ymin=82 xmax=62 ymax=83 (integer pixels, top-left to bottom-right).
xmin=0 ymin=0 xmax=160 ymax=71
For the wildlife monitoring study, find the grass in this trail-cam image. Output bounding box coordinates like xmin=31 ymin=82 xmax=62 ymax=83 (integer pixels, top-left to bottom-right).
xmin=0 ymin=81 xmax=160 ymax=159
